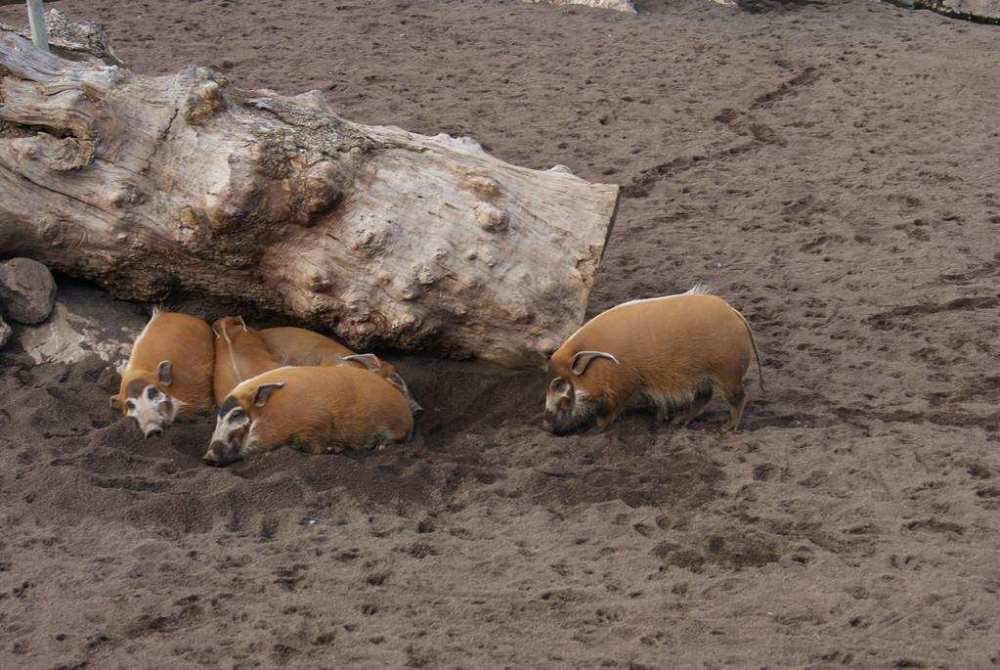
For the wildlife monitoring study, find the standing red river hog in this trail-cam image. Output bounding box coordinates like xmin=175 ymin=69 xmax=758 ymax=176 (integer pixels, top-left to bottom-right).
xmin=203 ymin=365 xmax=414 ymax=466
xmin=543 ymin=286 xmax=764 ymax=434
xmin=212 ymin=316 xmax=281 ymax=405
xmin=258 ymin=326 xmax=423 ymax=416
xmin=111 ymin=309 xmax=215 ymax=438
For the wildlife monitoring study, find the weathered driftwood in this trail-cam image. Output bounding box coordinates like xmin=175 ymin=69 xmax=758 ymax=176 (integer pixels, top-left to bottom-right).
xmin=524 ymin=0 xmax=637 ymax=12
xmin=882 ymin=0 xmax=1000 ymax=24
xmin=0 ymin=19 xmax=619 ymax=367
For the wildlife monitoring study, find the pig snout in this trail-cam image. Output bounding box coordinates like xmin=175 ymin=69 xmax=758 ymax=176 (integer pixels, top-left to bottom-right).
xmin=542 ymin=410 xmax=558 ymax=433
xmin=203 ymin=441 xmax=237 ymax=466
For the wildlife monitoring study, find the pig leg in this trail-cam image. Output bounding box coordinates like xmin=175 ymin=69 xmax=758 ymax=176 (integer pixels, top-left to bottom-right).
xmin=292 ymin=440 xmax=345 ymax=455
xmin=670 ymin=387 xmax=713 ymax=428
xmin=721 ymin=383 xmax=747 ymax=431
xmin=595 ymin=405 xmax=624 ymax=432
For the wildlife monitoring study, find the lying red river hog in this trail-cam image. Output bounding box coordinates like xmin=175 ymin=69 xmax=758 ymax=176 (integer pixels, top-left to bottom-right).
xmin=203 ymin=365 xmax=414 ymax=466
xmin=543 ymin=286 xmax=764 ymax=434
xmin=258 ymin=326 xmax=353 ymax=364
xmin=258 ymin=326 xmax=422 ymax=416
xmin=111 ymin=310 xmax=214 ymax=438
xmin=212 ymin=316 xmax=280 ymax=405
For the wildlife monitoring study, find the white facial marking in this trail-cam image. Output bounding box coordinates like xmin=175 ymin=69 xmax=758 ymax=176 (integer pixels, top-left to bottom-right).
xmin=245 ymin=420 xmax=260 ymax=451
xmin=210 ymin=406 xmax=250 ymax=448
xmin=125 ymin=385 xmax=179 ymax=436
xmin=545 ymin=377 xmax=574 ymax=414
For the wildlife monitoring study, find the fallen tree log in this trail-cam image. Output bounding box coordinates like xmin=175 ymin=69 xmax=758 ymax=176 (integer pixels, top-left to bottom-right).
xmin=0 ymin=17 xmax=619 ymax=367
xmin=881 ymin=0 xmax=1000 ymax=25
xmin=523 ymin=0 xmax=638 ymax=13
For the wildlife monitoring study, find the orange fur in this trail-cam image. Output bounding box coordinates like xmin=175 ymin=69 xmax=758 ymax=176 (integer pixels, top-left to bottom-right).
xmin=212 ymin=317 xmax=280 ymax=405
xmin=114 ymin=310 xmax=214 ymax=413
xmin=258 ymin=327 xmax=354 ymax=366
xmin=546 ymin=292 xmax=763 ymax=432
xmin=206 ymin=366 xmax=413 ymax=464
xmin=258 ymin=326 xmax=421 ymax=414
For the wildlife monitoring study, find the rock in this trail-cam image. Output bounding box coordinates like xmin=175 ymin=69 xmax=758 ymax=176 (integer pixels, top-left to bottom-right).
xmin=523 ymin=0 xmax=637 ymax=13
xmin=17 ymin=279 xmax=147 ymax=370
xmin=0 ymin=258 xmax=57 ymax=324
xmin=0 ymin=315 xmax=11 ymax=349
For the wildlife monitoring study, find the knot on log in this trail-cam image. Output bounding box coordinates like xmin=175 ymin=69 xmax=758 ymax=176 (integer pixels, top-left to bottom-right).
xmin=475 ymin=203 xmax=509 ymax=233
xmin=184 ymin=73 xmax=226 ymax=126
xmin=108 ymin=183 xmax=144 ymax=209
xmin=350 ymin=227 xmax=389 ymax=256
xmin=307 ymin=268 xmax=335 ymax=293
xmin=463 ymin=174 xmax=501 ymax=198
xmin=0 ymin=78 xmax=98 ymax=147
xmin=292 ymin=160 xmax=345 ymax=227
xmin=14 ymin=133 xmax=93 ymax=171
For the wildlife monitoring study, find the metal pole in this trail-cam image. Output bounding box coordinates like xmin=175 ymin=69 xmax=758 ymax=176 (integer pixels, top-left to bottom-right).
xmin=26 ymin=0 xmax=49 ymax=52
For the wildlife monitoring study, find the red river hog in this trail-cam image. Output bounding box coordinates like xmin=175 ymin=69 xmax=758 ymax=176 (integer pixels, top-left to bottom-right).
xmin=212 ymin=316 xmax=280 ymax=405
xmin=543 ymin=286 xmax=764 ymax=434
xmin=203 ymin=365 xmax=414 ymax=466
xmin=111 ymin=309 xmax=214 ymax=437
xmin=258 ymin=326 xmax=353 ymax=365
xmin=259 ymin=326 xmax=422 ymax=416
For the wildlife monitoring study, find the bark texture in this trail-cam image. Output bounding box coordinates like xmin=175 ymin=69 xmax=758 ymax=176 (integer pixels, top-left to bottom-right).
xmin=888 ymin=0 xmax=1000 ymax=23
xmin=523 ymin=0 xmax=637 ymax=12
xmin=0 ymin=17 xmax=619 ymax=367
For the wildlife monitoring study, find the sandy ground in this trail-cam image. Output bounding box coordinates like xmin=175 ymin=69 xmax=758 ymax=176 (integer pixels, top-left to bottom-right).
xmin=2 ymin=0 xmax=1000 ymax=667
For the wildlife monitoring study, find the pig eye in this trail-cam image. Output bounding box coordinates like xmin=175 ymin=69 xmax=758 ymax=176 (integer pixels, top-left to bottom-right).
xmin=125 ymin=400 xmax=136 ymax=411
xmin=146 ymin=387 xmax=159 ymax=400
xmin=229 ymin=409 xmax=244 ymax=422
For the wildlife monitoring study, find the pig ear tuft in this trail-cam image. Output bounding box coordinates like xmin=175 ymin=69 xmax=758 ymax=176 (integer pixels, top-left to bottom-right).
xmin=253 ymin=382 xmax=286 ymax=407
xmin=570 ymin=351 xmax=620 ymax=376
xmin=387 ymin=372 xmax=422 ymax=413
xmin=340 ymin=353 xmax=382 ymax=370
xmin=387 ymin=372 xmax=408 ymax=394
xmin=237 ymin=315 xmax=248 ymax=332
xmin=157 ymin=360 xmax=173 ymax=386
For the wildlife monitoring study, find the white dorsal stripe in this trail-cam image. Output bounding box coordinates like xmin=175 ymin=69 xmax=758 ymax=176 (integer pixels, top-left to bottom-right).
xmin=221 ymin=321 xmax=243 ymax=383
xmin=131 ymin=309 xmax=162 ymax=360
xmin=563 ymin=284 xmax=712 ymax=347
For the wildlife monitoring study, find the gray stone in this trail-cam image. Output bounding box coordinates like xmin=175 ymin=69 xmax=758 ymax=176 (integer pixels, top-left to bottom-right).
xmin=0 ymin=257 xmax=57 ymax=325
xmin=17 ymin=279 xmax=148 ymax=370
xmin=0 ymin=316 xmax=11 ymax=349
